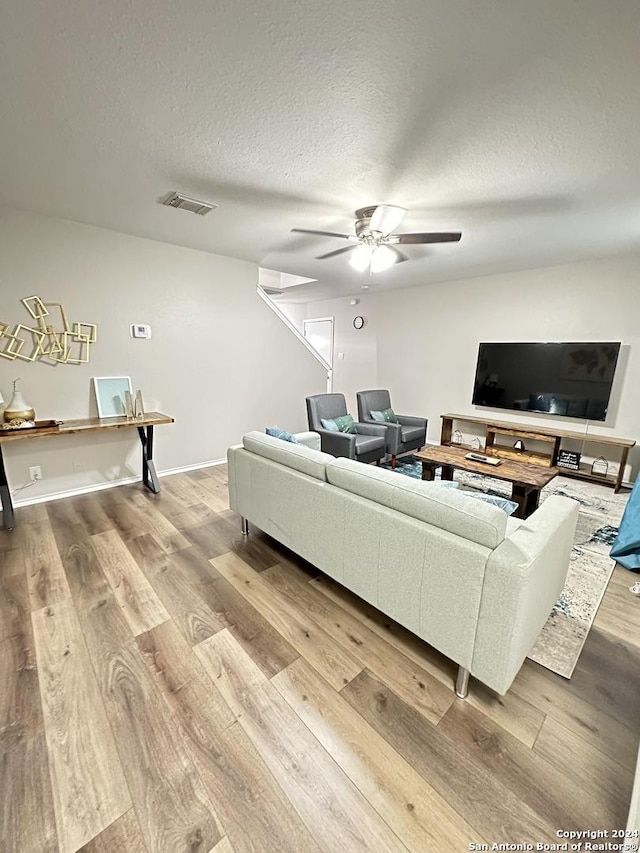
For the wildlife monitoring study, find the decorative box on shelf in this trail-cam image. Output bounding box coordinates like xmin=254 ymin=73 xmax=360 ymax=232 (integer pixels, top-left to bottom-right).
xmin=557 ymin=449 xmax=581 ymax=471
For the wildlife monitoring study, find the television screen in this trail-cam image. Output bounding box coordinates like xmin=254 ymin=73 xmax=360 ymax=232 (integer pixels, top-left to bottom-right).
xmin=472 ymin=342 xmax=621 ymax=421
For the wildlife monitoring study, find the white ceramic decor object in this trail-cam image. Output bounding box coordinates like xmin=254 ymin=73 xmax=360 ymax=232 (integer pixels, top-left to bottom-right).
xmin=3 ymin=379 xmax=35 ymax=423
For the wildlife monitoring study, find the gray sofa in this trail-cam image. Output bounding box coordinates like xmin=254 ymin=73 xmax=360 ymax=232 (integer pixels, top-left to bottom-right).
xmin=227 ymin=430 xmax=579 ymax=697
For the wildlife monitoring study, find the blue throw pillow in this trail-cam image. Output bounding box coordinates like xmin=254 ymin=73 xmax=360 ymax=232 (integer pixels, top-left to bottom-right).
xmin=321 ymin=414 xmax=356 ymax=433
xmin=370 ymin=407 xmax=398 ymax=424
xmin=460 ymin=490 xmax=519 ymax=515
xmin=265 ymin=427 xmax=299 ymax=443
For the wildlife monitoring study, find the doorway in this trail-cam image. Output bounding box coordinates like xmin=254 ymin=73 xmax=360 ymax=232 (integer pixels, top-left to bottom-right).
xmin=303 ymin=317 xmax=334 ymax=391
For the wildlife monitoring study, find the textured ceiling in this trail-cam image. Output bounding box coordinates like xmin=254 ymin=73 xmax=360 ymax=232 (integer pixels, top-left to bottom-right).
xmin=1 ymin=0 xmax=639 ymax=300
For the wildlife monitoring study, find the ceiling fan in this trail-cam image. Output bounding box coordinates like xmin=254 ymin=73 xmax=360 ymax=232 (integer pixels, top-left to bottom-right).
xmin=291 ymin=205 xmax=461 ymax=273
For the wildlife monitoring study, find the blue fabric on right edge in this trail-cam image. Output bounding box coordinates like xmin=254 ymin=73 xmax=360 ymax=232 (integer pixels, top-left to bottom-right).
xmin=610 ymin=478 xmax=640 ymax=572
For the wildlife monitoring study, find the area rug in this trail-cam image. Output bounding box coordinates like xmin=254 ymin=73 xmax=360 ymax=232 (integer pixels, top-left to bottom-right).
xmin=382 ymin=455 xmax=629 ymax=678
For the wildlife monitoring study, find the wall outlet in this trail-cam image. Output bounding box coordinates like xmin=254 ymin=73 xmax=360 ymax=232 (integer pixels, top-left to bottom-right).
xmin=29 ymin=465 xmax=42 ymax=482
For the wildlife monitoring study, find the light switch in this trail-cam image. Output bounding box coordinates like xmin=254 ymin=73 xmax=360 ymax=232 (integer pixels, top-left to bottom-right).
xmin=337 ymin=352 xmax=344 ymax=360
xmin=131 ymin=324 xmax=152 ymax=339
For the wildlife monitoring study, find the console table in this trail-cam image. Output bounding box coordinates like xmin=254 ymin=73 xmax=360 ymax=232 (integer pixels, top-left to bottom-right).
xmin=0 ymin=412 xmax=174 ymax=530
xmin=440 ymin=413 xmax=635 ymax=493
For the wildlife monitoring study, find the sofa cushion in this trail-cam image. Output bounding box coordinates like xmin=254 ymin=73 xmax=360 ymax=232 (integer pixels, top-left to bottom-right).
xmin=243 ymin=430 xmax=333 ymax=481
xmin=326 ymin=458 xmax=507 ymax=549
xmin=401 ymin=425 xmax=424 ymax=443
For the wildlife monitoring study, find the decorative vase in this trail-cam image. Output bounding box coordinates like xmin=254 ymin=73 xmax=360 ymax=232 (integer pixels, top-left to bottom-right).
xmin=3 ymin=380 xmax=36 ymax=423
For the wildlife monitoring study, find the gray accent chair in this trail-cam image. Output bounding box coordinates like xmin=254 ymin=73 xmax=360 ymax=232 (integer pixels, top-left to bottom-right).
xmin=305 ymin=393 xmax=387 ymax=464
xmin=356 ymin=389 xmax=427 ymax=468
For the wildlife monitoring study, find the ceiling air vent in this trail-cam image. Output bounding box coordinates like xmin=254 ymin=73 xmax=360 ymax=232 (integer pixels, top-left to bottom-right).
xmin=161 ymin=192 xmax=218 ymax=216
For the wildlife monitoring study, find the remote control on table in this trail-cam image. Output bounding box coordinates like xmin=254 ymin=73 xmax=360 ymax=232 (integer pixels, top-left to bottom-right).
xmin=464 ymin=452 xmax=501 ymax=466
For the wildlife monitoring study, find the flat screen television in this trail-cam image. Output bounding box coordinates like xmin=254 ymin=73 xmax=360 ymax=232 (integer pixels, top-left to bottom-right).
xmin=472 ymin=342 xmax=621 ymax=422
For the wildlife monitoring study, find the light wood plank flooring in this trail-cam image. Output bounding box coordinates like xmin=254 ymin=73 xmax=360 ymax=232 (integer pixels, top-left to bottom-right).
xmin=1 ymin=465 xmax=639 ymax=852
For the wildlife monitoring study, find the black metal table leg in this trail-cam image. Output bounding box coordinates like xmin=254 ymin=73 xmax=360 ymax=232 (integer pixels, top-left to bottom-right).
xmin=0 ymin=446 xmax=15 ymax=530
xmin=137 ymin=425 xmax=161 ymax=493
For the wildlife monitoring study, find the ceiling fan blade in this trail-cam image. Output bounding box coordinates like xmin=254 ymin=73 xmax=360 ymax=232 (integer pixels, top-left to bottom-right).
xmin=291 ymin=228 xmax=352 ymax=240
xmin=394 ymin=232 xmax=462 ymax=244
xmin=369 ymin=205 xmax=407 ymax=235
xmin=315 ymin=245 xmax=358 ymax=260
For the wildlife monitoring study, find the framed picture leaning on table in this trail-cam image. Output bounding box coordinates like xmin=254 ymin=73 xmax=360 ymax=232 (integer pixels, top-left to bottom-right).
xmin=92 ymin=376 xmax=132 ymax=418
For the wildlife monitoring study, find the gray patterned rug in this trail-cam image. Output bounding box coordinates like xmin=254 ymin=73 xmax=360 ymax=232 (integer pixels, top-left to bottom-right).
xmin=383 ymin=456 xmax=628 ymax=678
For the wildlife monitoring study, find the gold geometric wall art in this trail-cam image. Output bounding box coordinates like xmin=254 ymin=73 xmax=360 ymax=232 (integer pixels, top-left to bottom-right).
xmin=38 ymin=326 xmax=65 ymax=361
xmin=0 ymin=297 xmax=97 ymax=365
xmin=37 ymin=302 xmax=71 ymax=334
xmin=6 ymin=324 xmax=47 ymax=362
xmin=72 ymin=322 xmax=97 ymax=344
xmin=64 ymin=331 xmax=92 ymax=364
xmin=21 ymin=296 xmax=49 ymax=320
xmin=0 ymin=330 xmax=22 ymax=361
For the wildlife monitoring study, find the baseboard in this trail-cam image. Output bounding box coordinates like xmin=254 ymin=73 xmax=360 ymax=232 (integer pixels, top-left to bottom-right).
xmin=12 ymin=456 xmax=227 ymax=509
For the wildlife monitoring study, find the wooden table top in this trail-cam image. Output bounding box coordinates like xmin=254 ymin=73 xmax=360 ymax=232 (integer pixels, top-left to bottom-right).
xmin=415 ymin=444 xmax=559 ymax=489
xmin=0 ymin=412 xmax=174 ymax=444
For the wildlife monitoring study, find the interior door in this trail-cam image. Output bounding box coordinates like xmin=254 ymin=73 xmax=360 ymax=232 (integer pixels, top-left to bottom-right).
xmin=303 ymin=317 xmax=334 ymax=367
xmin=303 ymin=317 xmax=334 ymax=391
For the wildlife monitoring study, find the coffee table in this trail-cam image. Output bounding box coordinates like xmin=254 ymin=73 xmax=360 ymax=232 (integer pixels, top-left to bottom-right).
xmin=414 ymin=445 xmax=559 ymax=519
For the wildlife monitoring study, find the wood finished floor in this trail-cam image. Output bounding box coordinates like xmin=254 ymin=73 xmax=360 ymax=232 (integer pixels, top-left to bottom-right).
xmin=1 ymin=465 xmax=639 ymax=852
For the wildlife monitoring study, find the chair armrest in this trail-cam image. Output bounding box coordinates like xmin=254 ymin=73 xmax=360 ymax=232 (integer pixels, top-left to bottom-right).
xmin=316 ymin=429 xmax=356 ymax=458
xmin=361 ymin=420 xmax=402 ymax=453
xmin=355 ymin=422 xmax=388 ymax=438
xmin=397 ymin=415 xmax=428 ymax=429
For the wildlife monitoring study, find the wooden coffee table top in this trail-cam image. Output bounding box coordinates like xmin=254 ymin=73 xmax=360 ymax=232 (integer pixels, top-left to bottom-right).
xmin=415 ymin=445 xmax=559 ymax=489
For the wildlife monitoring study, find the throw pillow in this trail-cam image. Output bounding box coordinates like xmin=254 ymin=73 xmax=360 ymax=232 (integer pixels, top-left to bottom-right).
xmin=321 ymin=414 xmax=356 ymax=433
xmin=370 ymin=407 xmax=398 ymax=424
xmin=265 ymin=427 xmax=299 ymax=443
xmin=460 ymin=490 xmax=518 ymax=515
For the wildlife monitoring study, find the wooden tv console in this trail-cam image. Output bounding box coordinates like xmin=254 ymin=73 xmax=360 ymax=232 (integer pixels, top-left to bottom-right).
xmin=440 ymin=413 xmax=635 ymax=493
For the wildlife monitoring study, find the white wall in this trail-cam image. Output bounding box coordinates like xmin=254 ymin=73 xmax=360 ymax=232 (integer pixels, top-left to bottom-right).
xmin=288 ymin=252 xmax=640 ymax=477
xmin=0 ymin=211 xmax=326 ymax=503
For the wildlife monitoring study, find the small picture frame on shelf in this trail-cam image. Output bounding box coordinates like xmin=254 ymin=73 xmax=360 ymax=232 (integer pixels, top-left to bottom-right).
xmin=557 ymin=449 xmax=581 ymax=471
xmin=93 ymin=376 xmax=133 ymax=418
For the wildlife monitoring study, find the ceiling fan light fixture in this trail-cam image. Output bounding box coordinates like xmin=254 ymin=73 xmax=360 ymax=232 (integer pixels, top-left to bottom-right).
xmin=349 ymin=244 xmax=373 ymax=271
xmin=370 ymin=244 xmax=397 ymax=273
xmin=368 ymin=204 xmax=407 ymax=236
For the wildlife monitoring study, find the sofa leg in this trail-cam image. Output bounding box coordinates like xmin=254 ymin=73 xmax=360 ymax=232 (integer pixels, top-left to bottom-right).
xmin=241 ymin=516 xmax=249 ymax=536
xmin=455 ymin=666 xmax=469 ymax=699
xmin=375 ymin=459 xmax=380 ymax=466
xmin=391 ymin=455 xmax=397 ymax=469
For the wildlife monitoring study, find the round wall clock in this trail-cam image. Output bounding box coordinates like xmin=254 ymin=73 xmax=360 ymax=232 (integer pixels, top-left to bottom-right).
xmin=353 ymin=315 xmax=365 ymax=330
